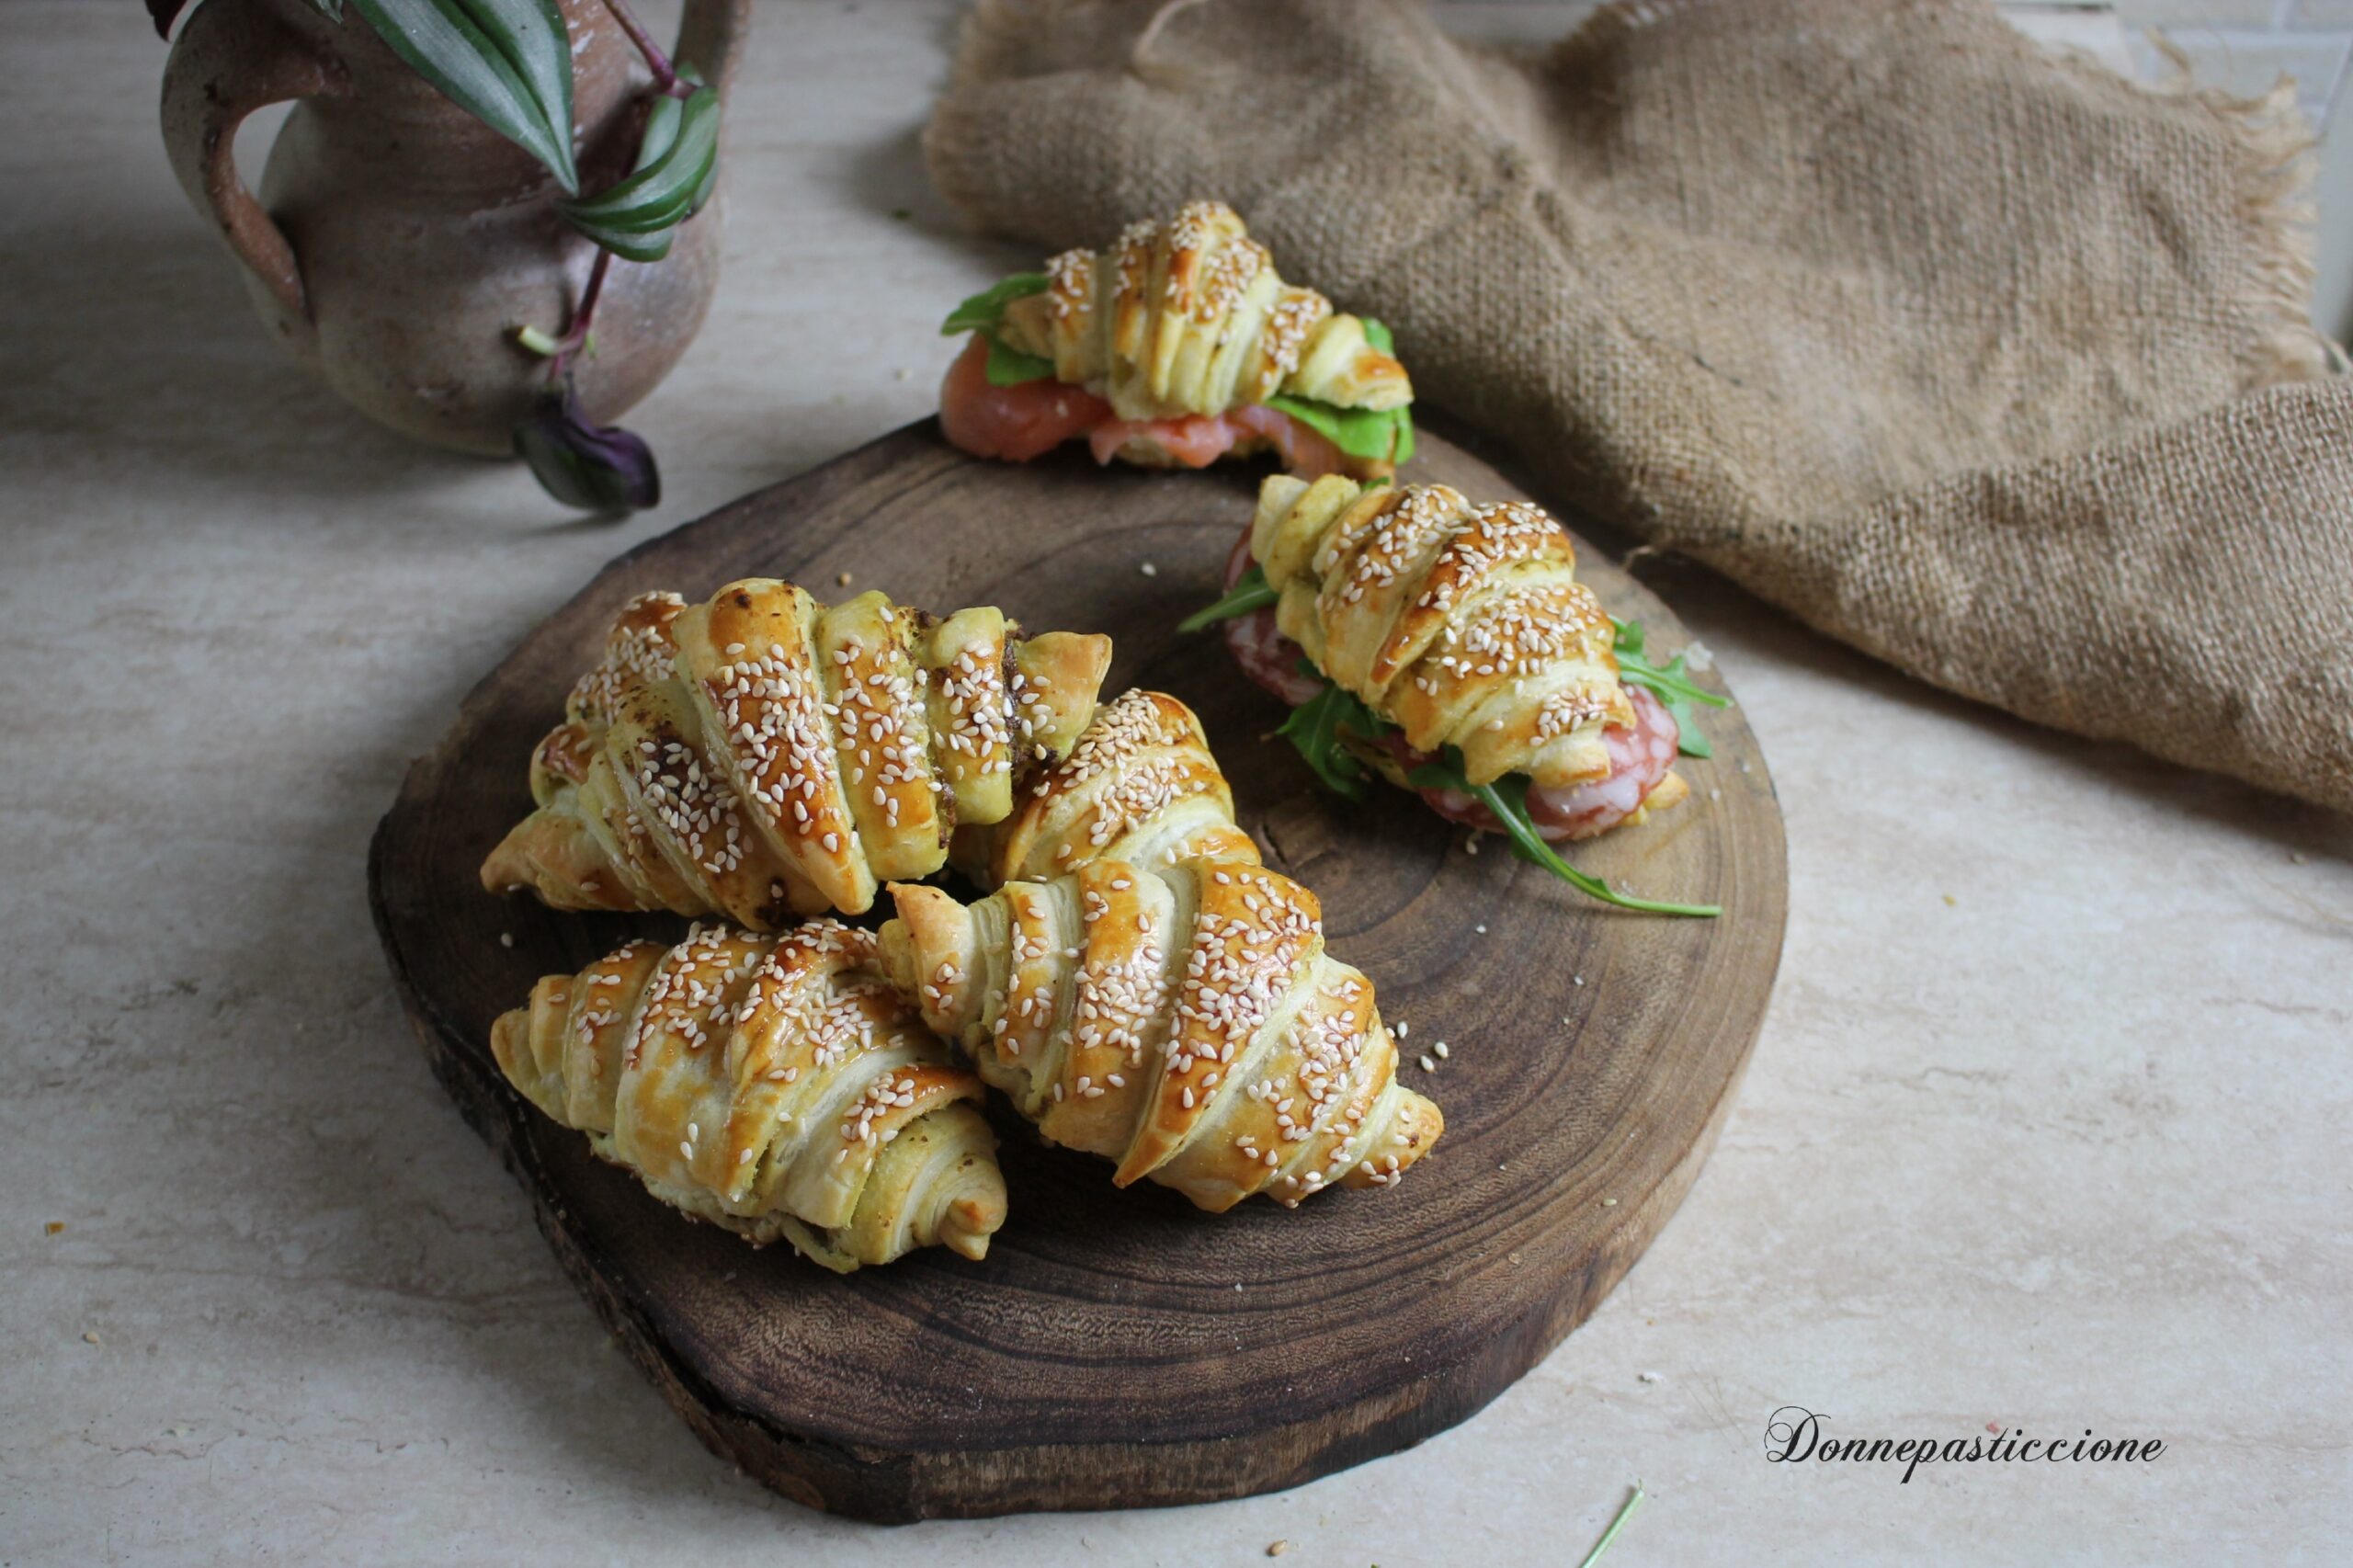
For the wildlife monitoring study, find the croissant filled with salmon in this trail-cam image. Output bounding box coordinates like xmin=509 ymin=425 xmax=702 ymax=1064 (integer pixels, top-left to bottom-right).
xmin=940 ymin=199 xmax=1415 ymax=481
xmin=492 ymin=921 xmax=1008 ymax=1272
xmin=881 ymin=858 xmax=1442 ymax=1211
xmin=482 ymin=582 xmax=1111 ymax=925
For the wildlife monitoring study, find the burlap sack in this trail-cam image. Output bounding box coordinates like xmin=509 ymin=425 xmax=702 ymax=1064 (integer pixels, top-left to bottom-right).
xmin=926 ymin=0 xmax=2353 ymax=812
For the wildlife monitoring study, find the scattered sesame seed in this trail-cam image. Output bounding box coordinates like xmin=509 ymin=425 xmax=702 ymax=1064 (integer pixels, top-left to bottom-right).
xmin=1417 ymin=1052 xmax=1436 ymax=1073
xmin=83 ymin=1331 xmax=100 ymax=1346
xmin=499 ymin=932 xmax=514 ymax=949
xmin=1139 ymin=562 xmax=1158 ymax=577
xmin=1639 ymin=1369 xmax=1661 ymax=1383
xmin=1433 ymin=1040 xmax=1449 ymax=1060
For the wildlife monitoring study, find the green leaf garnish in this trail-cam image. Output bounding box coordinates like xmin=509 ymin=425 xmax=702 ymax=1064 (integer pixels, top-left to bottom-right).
xmin=1404 ymin=749 xmax=1720 ymax=917
xmin=1275 ymin=684 xmax=1384 ymax=801
xmin=1256 ymin=315 xmax=1415 ymax=464
xmin=941 ymin=272 xmax=1049 ymax=335
xmin=558 ymin=81 xmax=720 ymax=263
xmin=1611 ymin=618 xmax=1728 ymax=760
xmin=983 ymin=334 xmax=1056 ymax=387
xmin=1177 ymin=563 xmax=1278 ymax=632
xmin=347 ymin=0 xmax=578 ymax=194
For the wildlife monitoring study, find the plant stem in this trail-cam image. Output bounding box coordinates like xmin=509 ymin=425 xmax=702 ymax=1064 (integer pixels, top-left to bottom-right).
xmin=600 ymin=0 xmax=688 ymax=95
xmin=549 ymin=246 xmax=614 ymax=382
xmin=1575 ymin=1483 xmax=1647 ymax=1568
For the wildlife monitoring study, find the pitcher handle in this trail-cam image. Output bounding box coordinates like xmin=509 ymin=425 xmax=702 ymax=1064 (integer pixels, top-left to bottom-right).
xmin=159 ymin=0 xmax=347 ymax=324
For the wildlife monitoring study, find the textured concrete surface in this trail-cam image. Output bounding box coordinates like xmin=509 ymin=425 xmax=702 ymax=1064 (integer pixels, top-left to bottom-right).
xmin=3 ymin=2 xmax=2347 ymax=1563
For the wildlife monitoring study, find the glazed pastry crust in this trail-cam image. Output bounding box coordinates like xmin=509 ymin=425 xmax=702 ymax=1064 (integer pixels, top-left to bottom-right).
xmin=995 ymin=200 xmax=1412 ymax=423
xmin=881 ymin=858 xmax=1443 ymax=1212
xmin=950 ymin=688 xmax=1260 ymax=888
xmin=482 ymin=582 xmax=1111 ymax=924
xmin=1253 ymin=475 xmax=1641 ymax=790
xmin=490 ymin=921 xmax=1007 ymax=1272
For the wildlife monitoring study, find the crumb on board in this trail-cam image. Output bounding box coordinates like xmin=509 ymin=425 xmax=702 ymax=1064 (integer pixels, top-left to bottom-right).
xmin=1267 ymin=1543 xmax=1291 ymax=1558
xmin=1603 ymin=1197 xmax=1618 ymax=1207
xmin=1140 ymin=562 xmax=1157 ymax=576
xmin=45 ymin=1221 xmax=64 ymax=1236
xmin=1942 ymin=893 xmax=1956 ymax=906
xmin=83 ymin=1331 xmax=100 ymax=1346
xmin=1639 ymin=1369 xmax=1662 ymax=1383
xmin=837 ymin=571 xmax=855 ymax=587
xmin=499 ymin=932 xmax=514 ymax=948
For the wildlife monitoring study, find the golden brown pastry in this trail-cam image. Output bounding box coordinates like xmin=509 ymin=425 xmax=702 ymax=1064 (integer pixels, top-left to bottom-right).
xmin=482 ymin=582 xmax=1112 ymax=925
xmin=492 ymin=921 xmax=1007 ymax=1272
xmin=881 ymin=858 xmax=1443 ymax=1211
xmin=950 ymin=687 xmax=1261 ymax=888
xmin=939 ymin=200 xmax=1415 ymax=481
xmin=1005 ymin=200 xmax=1409 ymax=422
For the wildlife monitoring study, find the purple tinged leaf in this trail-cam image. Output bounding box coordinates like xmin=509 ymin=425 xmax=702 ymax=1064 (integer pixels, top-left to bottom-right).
xmin=512 ymin=380 xmax=660 ymax=514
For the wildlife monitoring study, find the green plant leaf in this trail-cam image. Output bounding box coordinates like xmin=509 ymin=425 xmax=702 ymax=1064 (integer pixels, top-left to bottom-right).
xmin=559 ymin=83 xmax=720 ymax=259
xmin=983 ymin=333 xmax=1056 ymax=386
xmin=942 ymin=273 xmax=1049 ymax=335
xmin=1402 ymin=749 xmax=1721 ymax=917
xmin=347 ymin=0 xmax=578 ymax=193
xmin=1275 ymin=684 xmax=1381 ymax=801
xmin=1176 ymin=562 xmax=1278 ymax=633
xmin=1262 ymin=393 xmax=1412 ymax=463
xmin=1611 ymin=618 xmax=1729 ymax=759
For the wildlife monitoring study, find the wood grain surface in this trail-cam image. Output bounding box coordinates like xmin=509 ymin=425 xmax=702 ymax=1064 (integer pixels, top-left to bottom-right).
xmin=369 ymin=419 xmax=1788 ymax=1521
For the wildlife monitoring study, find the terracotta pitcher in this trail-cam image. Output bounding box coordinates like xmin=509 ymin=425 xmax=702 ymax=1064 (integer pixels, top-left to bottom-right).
xmin=161 ymin=0 xmax=749 ymax=455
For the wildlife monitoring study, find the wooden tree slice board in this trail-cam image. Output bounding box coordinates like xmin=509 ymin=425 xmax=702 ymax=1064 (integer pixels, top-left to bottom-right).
xmin=369 ymin=420 xmax=1787 ymax=1521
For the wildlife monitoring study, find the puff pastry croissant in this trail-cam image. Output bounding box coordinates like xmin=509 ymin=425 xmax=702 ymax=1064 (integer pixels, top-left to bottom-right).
xmin=940 ymin=200 xmax=1415 ymax=481
xmin=492 ymin=921 xmax=1007 ymax=1272
xmin=950 ymin=687 xmax=1261 ymax=889
xmin=481 ymin=582 xmax=1111 ymax=925
xmin=881 ymin=858 xmax=1443 ymax=1210
xmin=1238 ymin=475 xmax=1690 ymax=841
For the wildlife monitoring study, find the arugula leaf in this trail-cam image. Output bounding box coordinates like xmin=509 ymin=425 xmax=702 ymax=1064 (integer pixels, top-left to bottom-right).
xmin=1177 ymin=563 xmax=1278 ymax=633
xmin=1275 ymin=684 xmax=1381 ymax=800
xmin=1403 ymin=749 xmax=1721 ymax=917
xmin=983 ymin=334 xmax=1056 ymax=387
xmin=1256 ymin=314 xmax=1416 ymax=464
xmin=1263 ymin=394 xmax=1412 ymax=463
xmin=1610 ymin=618 xmax=1729 ymax=760
xmin=941 ymin=273 xmax=1049 ymax=335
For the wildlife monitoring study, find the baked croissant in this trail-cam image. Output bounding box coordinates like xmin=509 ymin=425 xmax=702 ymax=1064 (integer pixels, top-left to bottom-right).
xmin=1229 ymin=475 xmax=1691 ymax=844
xmin=939 ymin=199 xmax=1415 ymax=482
xmin=491 ymin=921 xmax=1008 ymax=1272
xmin=950 ymin=687 xmax=1262 ymax=888
xmin=881 ymin=858 xmax=1443 ymax=1210
xmin=481 ymin=582 xmax=1111 ymax=925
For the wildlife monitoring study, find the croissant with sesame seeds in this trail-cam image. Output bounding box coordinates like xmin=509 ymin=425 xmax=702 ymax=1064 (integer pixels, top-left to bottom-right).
xmin=880 ymin=858 xmax=1443 ymax=1211
xmin=1245 ymin=474 xmax=1691 ymax=827
xmin=491 ymin=920 xmax=1008 ymax=1272
xmin=940 ymin=200 xmax=1415 ymax=482
xmin=481 ymin=581 xmax=1112 ymax=926
xmin=949 ymin=688 xmax=1262 ymax=889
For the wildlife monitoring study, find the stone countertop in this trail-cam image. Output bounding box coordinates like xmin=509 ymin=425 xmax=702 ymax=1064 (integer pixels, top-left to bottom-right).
xmin=4 ymin=2 xmax=2347 ymax=1562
